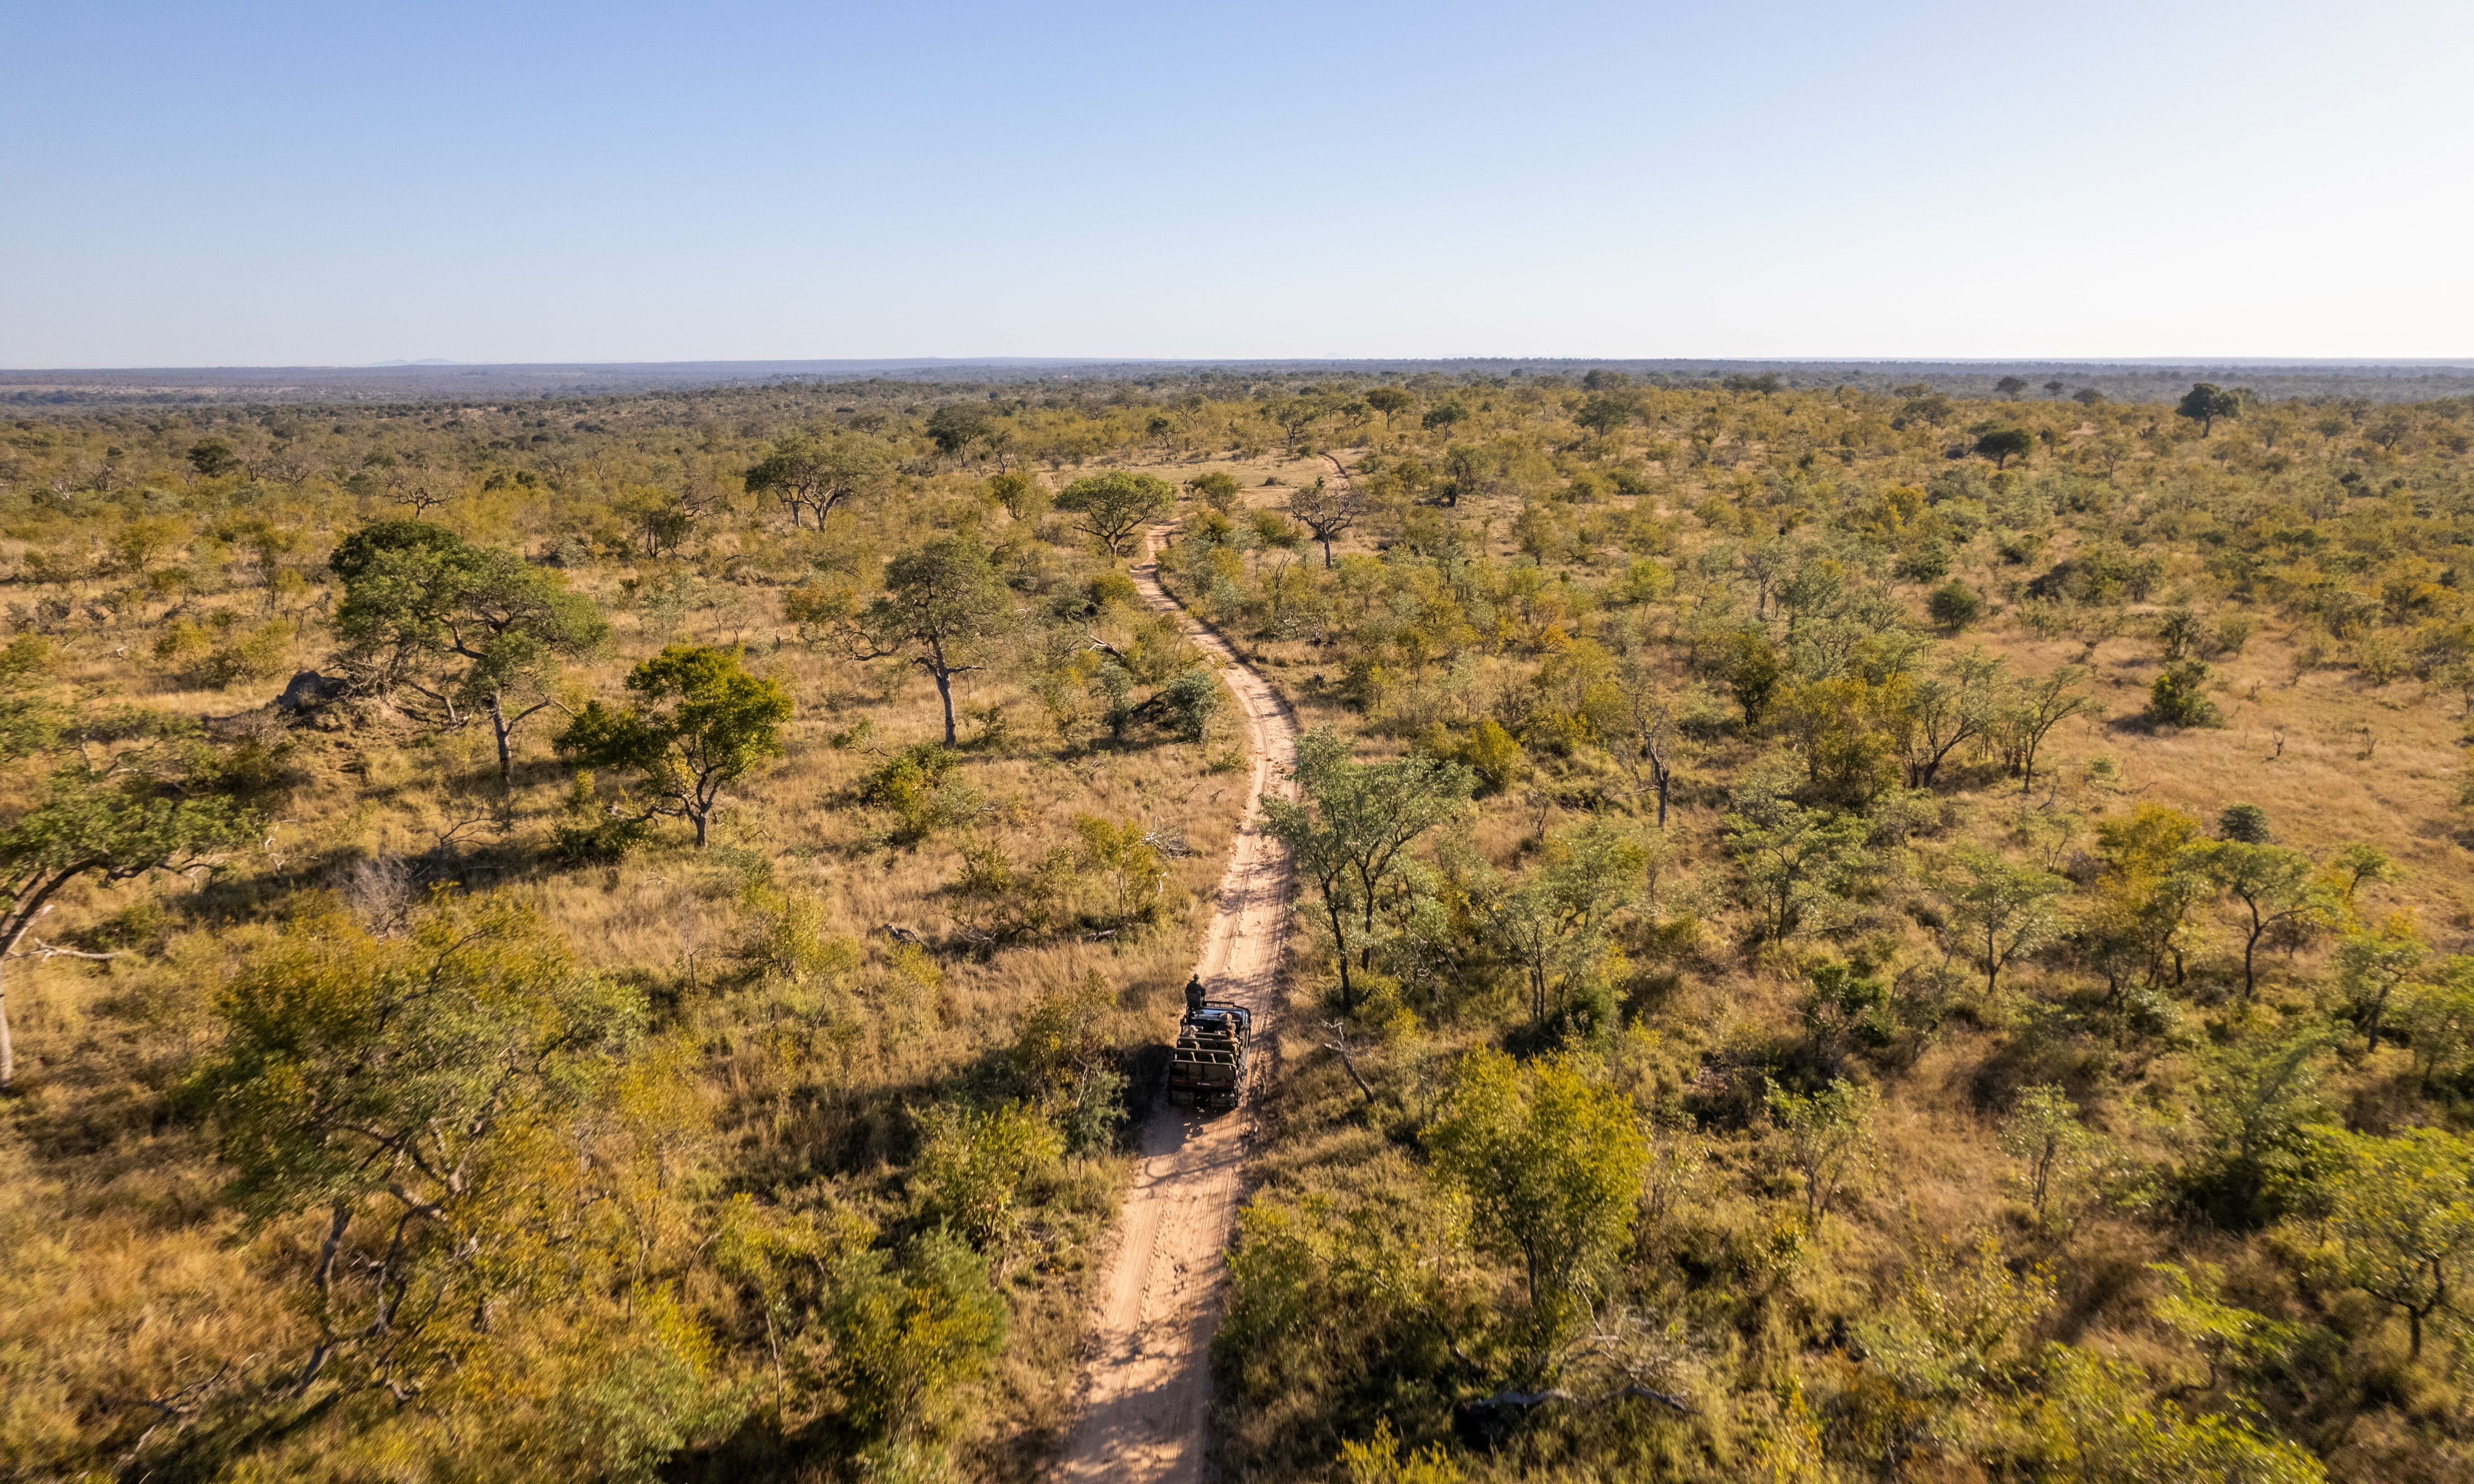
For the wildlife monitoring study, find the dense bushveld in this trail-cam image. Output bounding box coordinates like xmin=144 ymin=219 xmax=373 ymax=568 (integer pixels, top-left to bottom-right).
xmin=1 ymin=370 xmax=2472 ymax=1482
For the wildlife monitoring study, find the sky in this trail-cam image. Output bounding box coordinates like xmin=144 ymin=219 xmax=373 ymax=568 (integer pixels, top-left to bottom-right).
xmin=3 ymin=0 xmax=2469 ymax=367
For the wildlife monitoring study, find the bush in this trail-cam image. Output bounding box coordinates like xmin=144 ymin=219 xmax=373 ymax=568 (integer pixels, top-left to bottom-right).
xmin=2146 ymin=660 xmax=2222 ymax=728
xmin=2218 ymin=803 xmax=2272 ymax=843
xmin=1157 ymin=665 xmax=1225 ymax=741
xmin=863 ymin=743 xmax=983 ymax=841
xmin=1419 ymin=718 xmax=1525 ymax=796
xmin=1928 ymin=579 xmax=1984 ymax=632
xmin=1897 ymin=540 xmax=1952 ymax=583
xmin=912 ymin=1101 xmax=1062 ymax=1254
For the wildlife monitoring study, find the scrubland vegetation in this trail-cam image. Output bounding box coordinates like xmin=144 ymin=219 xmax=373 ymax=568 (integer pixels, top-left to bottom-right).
xmin=2 ymin=366 xmax=2474 ymax=1481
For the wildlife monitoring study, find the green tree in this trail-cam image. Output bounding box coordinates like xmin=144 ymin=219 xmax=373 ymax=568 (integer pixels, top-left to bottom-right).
xmin=1363 ymin=387 xmax=1413 ymax=429
xmin=1766 ymin=1076 xmax=1878 ymax=1229
xmin=742 ymin=430 xmax=886 ymax=528
xmin=0 ymin=757 xmax=254 ymax=1088
xmin=1186 ymin=468 xmax=1242 ymax=512
xmin=2147 ymin=660 xmax=2221 ymax=728
xmin=331 ymin=520 xmax=610 ymax=790
xmin=1264 ymin=727 xmax=1472 ymax=1011
xmin=1725 ymin=784 xmax=1870 ymax=943
xmin=1941 ymin=845 xmax=2069 ymax=996
xmin=1611 ymin=654 xmax=1687 ymax=825
xmin=1928 ymin=578 xmax=1985 ymax=631
xmin=2334 ymin=917 xmax=2426 ymax=1053
xmin=923 ymin=402 xmax=991 ymax=456
xmin=1489 ymin=820 xmax=1644 ymax=1030
xmin=557 ymin=645 xmax=793 ymax=847
xmin=822 ymin=1228 xmax=1007 ymax=1445
xmin=2176 ymin=383 xmax=2242 ymax=437
xmin=2306 ymin=1126 xmax=2474 ymax=1358
xmin=913 ymin=1101 xmax=1062 ymax=1256
xmin=852 ymin=533 xmax=1015 ymax=745
xmin=2007 ymin=665 xmax=2099 ymax=794
xmin=1974 ymin=428 xmax=2034 ymax=469
xmin=2398 ymin=957 xmax=2474 ymax=1092
xmin=1427 ymin=1048 xmax=1648 ymax=1343
xmin=194 ymin=893 xmax=655 ymax=1405
xmin=1055 ymin=470 xmax=1176 ymax=558
xmin=1573 ymin=393 xmax=1636 ymax=439
xmin=1999 ymin=1085 xmax=2101 ymax=1223
xmin=986 ymin=468 xmax=1049 ymax=521
xmin=187 ymin=436 xmax=241 ymax=477
xmin=2196 ymin=841 xmax=2332 ymax=999
xmin=2182 ymin=1025 xmax=2333 ymax=1226
xmin=1891 ymin=646 xmax=2004 ymax=789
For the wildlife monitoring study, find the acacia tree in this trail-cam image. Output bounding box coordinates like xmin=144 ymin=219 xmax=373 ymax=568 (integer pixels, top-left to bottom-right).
xmin=851 ymin=534 xmax=1015 ymax=745
xmin=0 ymin=759 xmax=254 ymax=1088
xmin=1724 ymin=785 xmax=1870 ymax=943
xmin=2335 ymin=918 xmax=2426 ymax=1053
xmin=1055 ymin=470 xmax=1175 ymax=558
xmin=1363 ymin=387 xmax=1412 ymax=429
xmin=1263 ymin=726 xmax=1472 ymax=1012
xmin=1998 ymin=1085 xmax=2101 ymax=1224
xmin=742 ymin=431 xmax=887 ymax=528
xmin=2007 ymin=666 xmax=2099 ymax=794
xmin=194 ymin=894 xmax=671 ymax=1408
xmin=557 ymin=645 xmax=793 ymax=847
xmin=1941 ymin=845 xmax=2070 ymax=996
xmin=1287 ymin=477 xmax=1362 ymax=569
xmin=2199 ymin=841 xmax=2332 ymax=999
xmin=331 ymin=521 xmax=609 ymax=790
xmin=1893 ymin=647 xmax=2005 ymax=789
xmin=1766 ymin=1077 xmax=1878 ymax=1230
xmin=2311 ymin=1126 xmax=2474 ymax=1358
xmin=1974 ymin=428 xmax=2034 ymax=469
xmin=1490 ymin=821 xmax=1644 ymax=1030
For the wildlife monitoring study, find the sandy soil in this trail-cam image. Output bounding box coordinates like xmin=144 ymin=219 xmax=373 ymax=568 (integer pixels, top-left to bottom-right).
xmin=1052 ymin=529 xmax=1298 ymax=1484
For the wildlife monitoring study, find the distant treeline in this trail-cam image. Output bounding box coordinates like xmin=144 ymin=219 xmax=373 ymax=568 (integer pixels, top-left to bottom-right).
xmin=6 ymin=357 xmax=2473 ymax=408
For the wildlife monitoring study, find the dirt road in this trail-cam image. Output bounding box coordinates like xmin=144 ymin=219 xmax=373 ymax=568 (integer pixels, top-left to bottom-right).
xmin=1053 ymin=531 xmax=1298 ymax=1484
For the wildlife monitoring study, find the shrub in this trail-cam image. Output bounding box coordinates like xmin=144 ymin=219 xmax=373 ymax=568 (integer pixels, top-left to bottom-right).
xmin=2146 ymin=660 xmax=2222 ymax=728
xmin=1156 ymin=665 xmax=1225 ymax=741
xmin=912 ymin=1101 xmax=1062 ymax=1254
xmin=1928 ymin=579 xmax=1984 ymax=632
xmin=863 ymin=743 xmax=983 ymax=841
xmin=1897 ymin=540 xmax=1952 ymax=583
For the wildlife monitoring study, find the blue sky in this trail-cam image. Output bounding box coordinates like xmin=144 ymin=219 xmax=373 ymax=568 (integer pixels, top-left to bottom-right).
xmin=4 ymin=1 xmax=2468 ymax=366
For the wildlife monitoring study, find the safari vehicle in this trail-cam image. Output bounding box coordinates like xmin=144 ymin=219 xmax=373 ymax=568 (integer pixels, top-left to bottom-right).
xmin=1167 ymin=1001 xmax=1252 ymax=1111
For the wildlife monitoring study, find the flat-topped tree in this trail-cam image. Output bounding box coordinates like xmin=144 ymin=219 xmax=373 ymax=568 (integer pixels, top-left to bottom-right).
xmin=850 ymin=533 xmax=1016 ymax=745
xmin=743 ymin=430 xmax=888 ymax=528
xmin=1055 ymin=471 xmax=1175 ymax=558
xmin=1974 ymin=428 xmax=2033 ymax=469
xmin=331 ymin=521 xmax=609 ymax=791
xmin=556 ymin=646 xmax=792 ymax=847
xmin=0 ymin=758 xmax=254 ymax=1088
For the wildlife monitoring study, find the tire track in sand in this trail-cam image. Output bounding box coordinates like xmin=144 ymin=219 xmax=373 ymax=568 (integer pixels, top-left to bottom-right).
xmin=1053 ymin=526 xmax=1298 ymax=1484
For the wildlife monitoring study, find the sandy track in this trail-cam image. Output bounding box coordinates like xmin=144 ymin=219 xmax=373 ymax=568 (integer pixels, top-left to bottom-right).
xmin=1053 ymin=530 xmax=1298 ymax=1484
